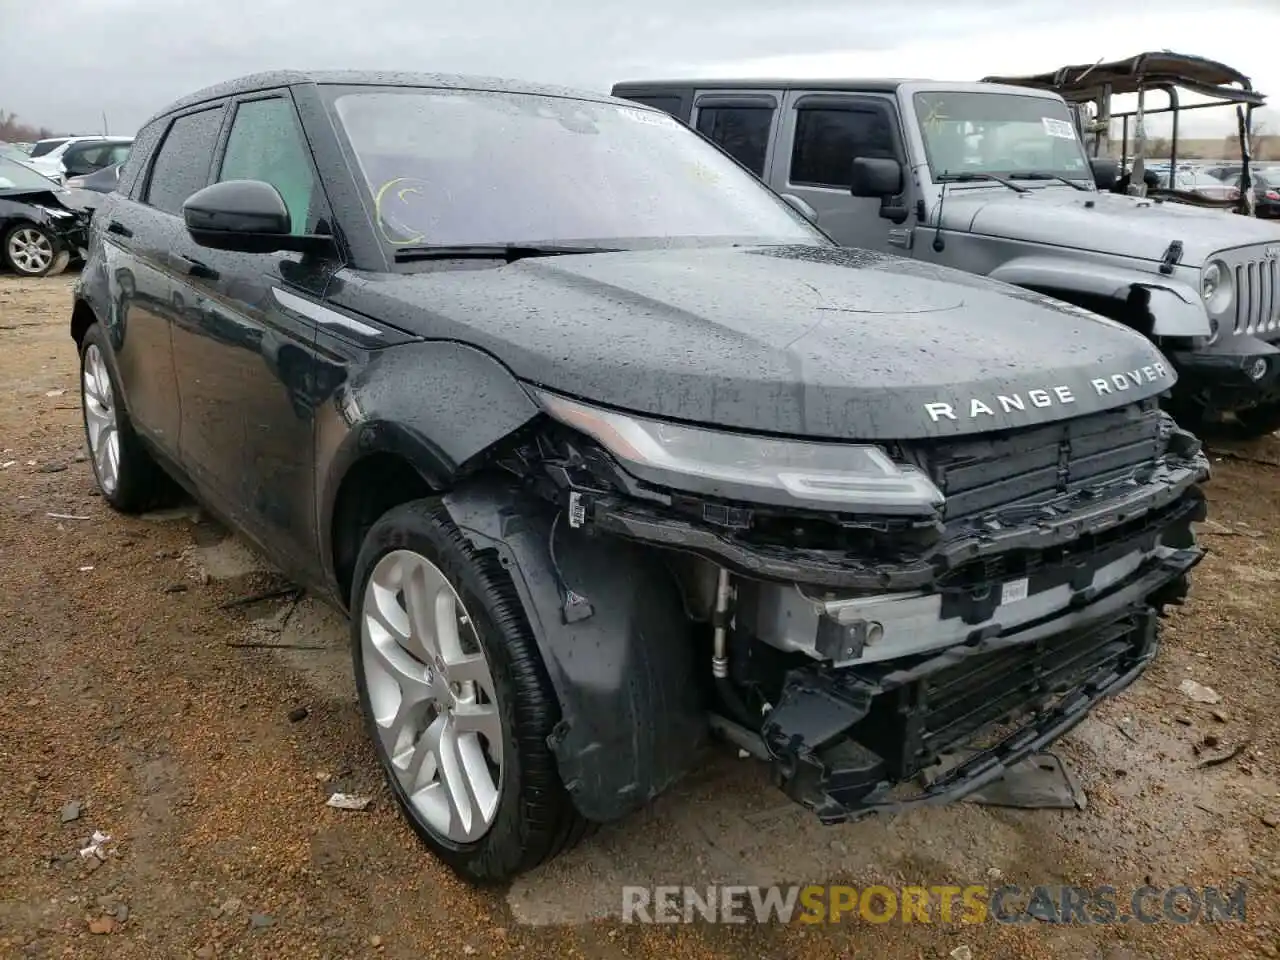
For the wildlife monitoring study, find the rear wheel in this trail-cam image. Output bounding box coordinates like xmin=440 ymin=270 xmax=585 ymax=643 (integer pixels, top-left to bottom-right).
xmin=79 ymin=323 xmax=171 ymax=512
xmin=350 ymin=498 xmax=590 ymax=883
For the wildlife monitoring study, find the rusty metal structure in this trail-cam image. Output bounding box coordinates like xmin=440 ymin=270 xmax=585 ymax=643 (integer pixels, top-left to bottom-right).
xmin=984 ymin=52 xmax=1267 ymax=216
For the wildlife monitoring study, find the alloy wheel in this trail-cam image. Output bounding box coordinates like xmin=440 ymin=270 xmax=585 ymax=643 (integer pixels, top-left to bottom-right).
xmin=7 ymin=227 xmax=54 ymax=275
xmin=82 ymin=344 xmax=120 ymax=495
xmin=361 ymin=549 xmax=504 ymax=843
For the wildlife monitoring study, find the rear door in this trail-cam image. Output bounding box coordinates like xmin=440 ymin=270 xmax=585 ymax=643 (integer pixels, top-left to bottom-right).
xmin=771 ymin=91 xmax=915 ymax=252
xmin=103 ymin=106 xmax=225 ymax=457
xmin=690 ymin=91 xmax=781 ymax=180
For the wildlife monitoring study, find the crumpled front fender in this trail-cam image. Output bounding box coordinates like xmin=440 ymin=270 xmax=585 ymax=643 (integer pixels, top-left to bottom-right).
xmin=989 ymin=255 xmax=1209 ymax=337
xmin=442 ymin=478 xmax=706 ymax=822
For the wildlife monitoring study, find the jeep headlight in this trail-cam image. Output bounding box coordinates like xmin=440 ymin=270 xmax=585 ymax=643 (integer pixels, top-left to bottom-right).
xmin=535 ymin=390 xmax=945 ymax=515
xmin=1201 ymin=260 xmax=1233 ymax=315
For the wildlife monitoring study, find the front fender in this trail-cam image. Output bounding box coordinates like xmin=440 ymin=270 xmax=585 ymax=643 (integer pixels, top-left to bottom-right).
xmin=989 ymin=255 xmax=1209 ymax=337
xmin=315 ymin=340 xmax=541 ymax=589
xmin=443 ymin=478 xmax=706 ymax=822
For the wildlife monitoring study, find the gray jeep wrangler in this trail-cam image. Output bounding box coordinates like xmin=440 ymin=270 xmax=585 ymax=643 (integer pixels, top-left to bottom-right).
xmin=612 ymin=75 xmax=1280 ymax=436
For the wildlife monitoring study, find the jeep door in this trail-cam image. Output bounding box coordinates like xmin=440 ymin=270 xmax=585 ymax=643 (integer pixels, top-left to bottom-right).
xmin=769 ymin=91 xmax=916 ymax=254
xmin=168 ymin=89 xmax=338 ymax=579
xmin=102 ymin=106 xmax=226 ymax=458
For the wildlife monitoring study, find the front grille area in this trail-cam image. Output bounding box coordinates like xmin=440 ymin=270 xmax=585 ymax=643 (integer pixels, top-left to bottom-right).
xmin=857 ymin=610 xmax=1152 ymax=780
xmin=1232 ymin=256 xmax=1279 ymax=335
xmin=905 ymin=401 xmax=1166 ymax=521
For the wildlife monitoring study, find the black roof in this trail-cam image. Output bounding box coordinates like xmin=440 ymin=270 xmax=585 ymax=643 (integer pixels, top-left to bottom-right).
xmin=143 ymin=69 xmax=623 ymax=127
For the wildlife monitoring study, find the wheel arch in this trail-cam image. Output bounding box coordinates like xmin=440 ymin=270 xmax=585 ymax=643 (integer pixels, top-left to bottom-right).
xmin=988 ymin=255 xmax=1210 ymax=338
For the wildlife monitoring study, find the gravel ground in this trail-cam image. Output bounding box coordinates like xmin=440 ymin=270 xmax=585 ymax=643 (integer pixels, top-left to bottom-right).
xmin=1 ymin=271 xmax=1279 ymax=959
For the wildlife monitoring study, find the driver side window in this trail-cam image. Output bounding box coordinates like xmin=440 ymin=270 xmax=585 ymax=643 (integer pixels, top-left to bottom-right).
xmin=218 ymin=96 xmax=318 ymax=236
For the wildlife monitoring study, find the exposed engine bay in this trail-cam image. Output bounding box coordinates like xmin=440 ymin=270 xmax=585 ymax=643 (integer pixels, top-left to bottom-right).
xmin=449 ymin=390 xmax=1210 ymax=823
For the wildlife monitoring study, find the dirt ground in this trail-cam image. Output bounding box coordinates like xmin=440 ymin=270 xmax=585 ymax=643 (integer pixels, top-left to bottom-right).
xmin=2 ymin=271 xmax=1279 ymax=960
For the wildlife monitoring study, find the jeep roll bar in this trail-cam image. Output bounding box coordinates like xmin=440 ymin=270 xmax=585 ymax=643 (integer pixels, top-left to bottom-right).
xmin=983 ymin=52 xmax=1267 ymax=216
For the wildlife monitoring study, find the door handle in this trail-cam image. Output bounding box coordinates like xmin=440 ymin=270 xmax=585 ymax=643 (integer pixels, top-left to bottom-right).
xmin=106 ymin=220 xmax=132 ymax=238
xmin=176 ymin=254 xmax=218 ymax=281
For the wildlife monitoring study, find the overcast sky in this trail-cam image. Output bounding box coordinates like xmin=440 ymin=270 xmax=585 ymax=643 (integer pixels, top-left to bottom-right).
xmin=1 ymin=0 xmax=1276 ymax=137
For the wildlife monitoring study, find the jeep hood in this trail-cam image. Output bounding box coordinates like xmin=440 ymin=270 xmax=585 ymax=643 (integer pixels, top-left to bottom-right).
xmin=332 ymin=245 xmax=1174 ymax=441
xmin=943 ymin=186 xmax=1280 ymax=263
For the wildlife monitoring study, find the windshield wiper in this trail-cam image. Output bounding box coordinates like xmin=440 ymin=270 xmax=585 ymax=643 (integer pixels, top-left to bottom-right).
xmin=1010 ymin=172 xmax=1090 ymax=192
xmin=935 ymin=172 xmax=1029 ymax=194
xmin=392 ymin=243 xmax=618 ymax=263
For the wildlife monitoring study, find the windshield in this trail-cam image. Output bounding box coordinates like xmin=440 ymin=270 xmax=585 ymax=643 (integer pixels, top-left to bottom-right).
xmin=913 ymin=91 xmax=1091 ymax=182
xmin=328 ymin=87 xmax=821 ymax=250
xmin=0 ymin=156 xmax=60 ymax=190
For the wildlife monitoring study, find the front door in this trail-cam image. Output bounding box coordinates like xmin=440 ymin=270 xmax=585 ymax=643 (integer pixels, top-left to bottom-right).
xmin=169 ymin=90 xmax=339 ymax=580
xmin=770 ymin=92 xmax=915 ymax=254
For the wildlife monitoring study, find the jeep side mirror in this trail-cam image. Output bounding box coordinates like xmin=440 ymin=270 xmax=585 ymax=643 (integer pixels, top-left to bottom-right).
xmin=850 ymin=157 xmax=903 ymax=198
xmin=1089 ymin=157 xmax=1119 ymax=191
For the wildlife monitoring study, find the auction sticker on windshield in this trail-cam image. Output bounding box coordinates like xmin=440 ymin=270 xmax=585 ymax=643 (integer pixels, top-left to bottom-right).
xmin=1041 ymin=117 xmax=1076 ymax=140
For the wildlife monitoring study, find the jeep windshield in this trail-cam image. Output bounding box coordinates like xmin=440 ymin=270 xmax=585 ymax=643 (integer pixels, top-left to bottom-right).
xmin=913 ymin=91 xmax=1092 ymax=185
xmin=327 ymin=86 xmax=823 ymax=253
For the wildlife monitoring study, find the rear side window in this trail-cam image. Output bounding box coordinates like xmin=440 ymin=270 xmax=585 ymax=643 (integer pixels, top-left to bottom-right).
xmin=118 ymin=123 xmax=163 ymax=198
xmin=790 ymin=106 xmax=897 ymax=188
xmin=696 ymin=106 xmax=773 ymax=176
xmin=217 ymin=97 xmax=318 ymax=236
xmin=144 ymin=107 xmax=224 ymax=216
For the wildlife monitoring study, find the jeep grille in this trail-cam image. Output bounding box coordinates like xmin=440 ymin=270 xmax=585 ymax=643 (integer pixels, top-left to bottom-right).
xmin=1232 ymin=255 xmax=1279 ymax=335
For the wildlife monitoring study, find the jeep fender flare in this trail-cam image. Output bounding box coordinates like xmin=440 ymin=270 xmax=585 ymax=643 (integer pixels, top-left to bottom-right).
xmin=989 ymin=256 xmax=1210 ymax=338
xmin=442 ymin=478 xmax=707 ymax=823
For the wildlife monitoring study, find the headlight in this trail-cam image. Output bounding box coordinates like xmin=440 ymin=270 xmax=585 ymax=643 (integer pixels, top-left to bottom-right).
xmin=535 ymin=390 xmax=945 ymax=515
xmin=1201 ymin=260 xmax=1233 ymax=316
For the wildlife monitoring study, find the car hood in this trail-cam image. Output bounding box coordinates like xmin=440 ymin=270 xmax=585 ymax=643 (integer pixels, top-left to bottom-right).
xmin=330 ymin=245 xmax=1175 ymax=441
xmin=944 ymin=186 xmax=1280 ymax=263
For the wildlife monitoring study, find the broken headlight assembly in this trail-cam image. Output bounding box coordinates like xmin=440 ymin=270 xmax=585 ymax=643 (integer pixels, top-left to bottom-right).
xmin=533 ymin=389 xmax=945 ymax=516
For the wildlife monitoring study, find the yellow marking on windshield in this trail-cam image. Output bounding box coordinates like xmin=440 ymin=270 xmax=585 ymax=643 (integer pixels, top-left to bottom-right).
xmin=373 ymin=177 xmax=427 ymax=245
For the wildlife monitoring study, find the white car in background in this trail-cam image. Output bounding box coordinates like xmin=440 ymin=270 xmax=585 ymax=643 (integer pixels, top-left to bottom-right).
xmin=26 ymin=136 xmax=133 ymax=183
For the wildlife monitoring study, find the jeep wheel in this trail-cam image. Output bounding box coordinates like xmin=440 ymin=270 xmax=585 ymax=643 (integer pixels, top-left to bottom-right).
xmin=350 ymin=499 xmax=590 ymax=884
xmin=79 ymin=323 xmax=171 ymax=512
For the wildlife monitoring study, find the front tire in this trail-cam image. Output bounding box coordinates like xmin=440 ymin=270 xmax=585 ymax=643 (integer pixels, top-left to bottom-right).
xmin=3 ymin=223 xmax=66 ymax=277
xmin=79 ymin=323 xmax=170 ymax=512
xmin=350 ymin=498 xmax=590 ymax=884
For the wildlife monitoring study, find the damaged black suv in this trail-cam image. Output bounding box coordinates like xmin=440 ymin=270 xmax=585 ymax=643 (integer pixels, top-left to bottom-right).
xmin=72 ymin=71 xmax=1209 ymax=883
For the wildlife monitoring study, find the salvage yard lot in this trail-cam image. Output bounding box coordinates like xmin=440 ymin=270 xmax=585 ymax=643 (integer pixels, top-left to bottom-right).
xmin=1 ymin=271 xmax=1279 ymax=959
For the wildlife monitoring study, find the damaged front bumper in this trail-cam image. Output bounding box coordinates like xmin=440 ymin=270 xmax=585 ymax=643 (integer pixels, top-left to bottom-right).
xmin=757 ymin=542 xmax=1199 ymax=822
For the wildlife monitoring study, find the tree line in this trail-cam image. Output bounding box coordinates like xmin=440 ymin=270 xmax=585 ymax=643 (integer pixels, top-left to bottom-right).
xmin=0 ymin=109 xmax=60 ymax=143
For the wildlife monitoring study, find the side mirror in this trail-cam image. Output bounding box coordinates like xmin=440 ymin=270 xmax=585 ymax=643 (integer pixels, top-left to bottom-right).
xmin=1089 ymin=157 xmax=1120 ymax=191
xmin=779 ymin=193 xmax=819 ymax=223
xmin=183 ymin=179 xmax=330 ymax=254
xmin=850 ymin=156 xmax=903 ymax=198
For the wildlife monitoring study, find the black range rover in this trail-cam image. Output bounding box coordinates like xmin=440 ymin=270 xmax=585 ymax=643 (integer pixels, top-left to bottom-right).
xmin=71 ymin=70 xmax=1208 ymax=883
